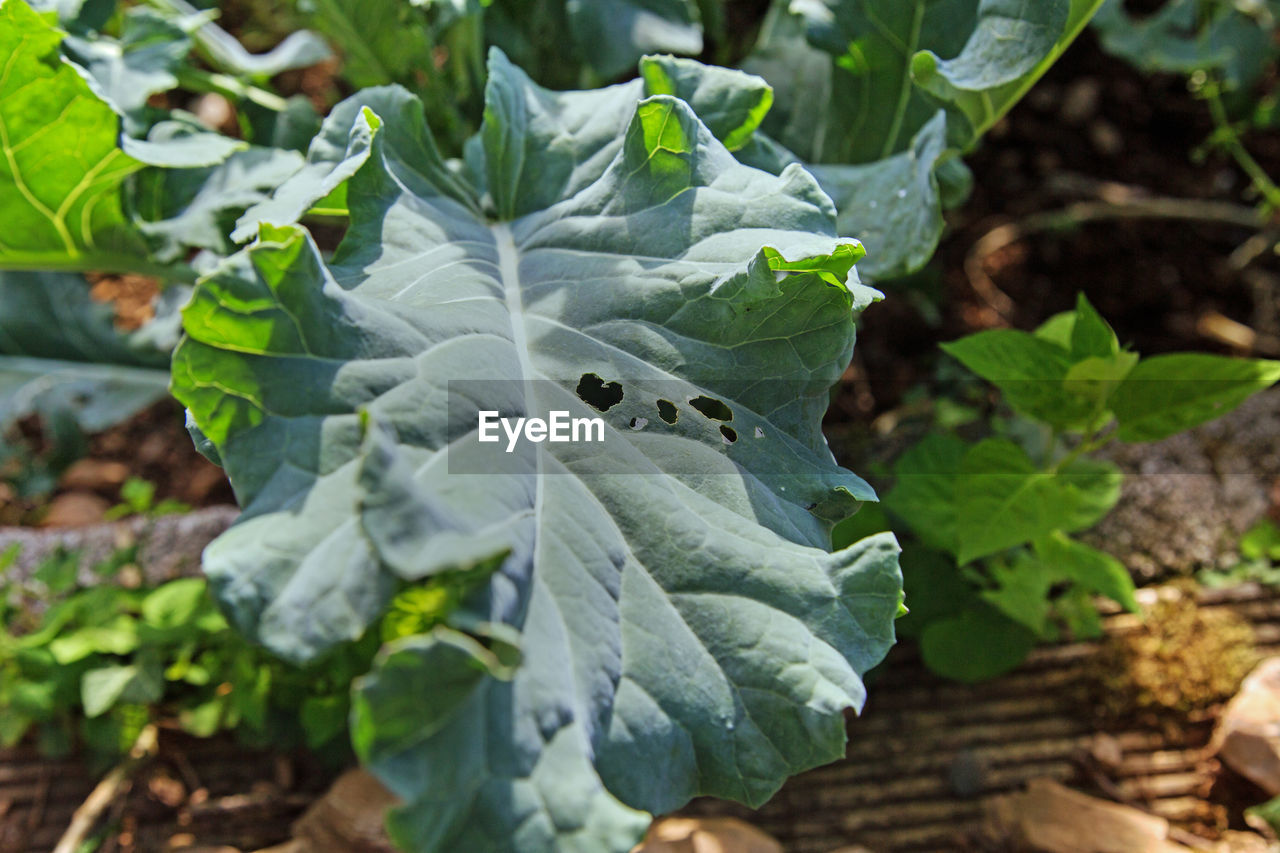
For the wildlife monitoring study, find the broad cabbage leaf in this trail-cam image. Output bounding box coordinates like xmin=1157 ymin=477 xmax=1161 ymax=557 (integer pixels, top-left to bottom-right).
xmin=0 ymin=271 xmax=176 ymax=432
xmin=174 ymin=49 xmax=901 ymax=853
xmin=1092 ymin=0 xmax=1280 ymax=88
xmin=0 ymin=0 xmax=147 ymax=273
xmin=737 ymin=0 xmax=1103 ymax=278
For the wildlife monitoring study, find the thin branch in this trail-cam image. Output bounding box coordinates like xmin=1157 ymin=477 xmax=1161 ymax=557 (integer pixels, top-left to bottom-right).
xmin=966 ymin=195 xmax=1266 ymax=319
xmin=52 ymin=724 xmax=159 ymax=853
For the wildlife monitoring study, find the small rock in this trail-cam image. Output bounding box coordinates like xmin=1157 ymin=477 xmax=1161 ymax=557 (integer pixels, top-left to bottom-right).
xmin=1060 ymin=78 xmax=1100 ymax=124
xmin=192 ymin=93 xmax=237 ymax=135
xmin=58 ymin=459 xmax=131 ymax=492
xmin=633 ymin=817 xmax=783 ymax=853
xmin=40 ymin=492 xmax=109 ymax=527
xmin=982 ymin=778 xmax=1194 ymax=852
xmin=948 ymin=749 xmax=988 ymax=797
xmin=1089 ymin=119 xmax=1124 ymax=157
xmin=1211 ymin=831 xmax=1274 ymax=852
xmin=290 ymin=770 xmax=400 ymax=853
xmin=1213 ymin=657 xmax=1280 ymax=796
xmin=1089 ymin=733 xmax=1124 ymax=769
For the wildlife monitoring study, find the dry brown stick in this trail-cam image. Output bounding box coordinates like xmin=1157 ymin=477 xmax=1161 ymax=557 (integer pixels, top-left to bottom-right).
xmin=52 ymin=724 xmax=159 ymax=853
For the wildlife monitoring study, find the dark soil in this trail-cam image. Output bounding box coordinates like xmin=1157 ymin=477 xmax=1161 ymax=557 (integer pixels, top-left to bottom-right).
xmin=841 ymin=27 xmax=1280 ymax=429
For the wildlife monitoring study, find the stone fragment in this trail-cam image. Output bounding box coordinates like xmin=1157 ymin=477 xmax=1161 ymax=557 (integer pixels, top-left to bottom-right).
xmin=40 ymin=492 xmax=109 ymax=527
xmin=1213 ymin=657 xmax=1280 ymax=795
xmin=633 ymin=817 xmax=783 ymax=853
xmin=288 ymin=770 xmax=400 ymax=853
xmin=982 ymin=778 xmax=1194 ymax=852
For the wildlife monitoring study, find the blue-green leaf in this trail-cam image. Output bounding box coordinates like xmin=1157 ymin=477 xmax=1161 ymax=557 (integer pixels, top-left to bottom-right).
xmin=173 ymin=50 xmax=902 ymax=853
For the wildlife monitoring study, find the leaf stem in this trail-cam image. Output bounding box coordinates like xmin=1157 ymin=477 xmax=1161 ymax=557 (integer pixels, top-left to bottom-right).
xmin=1201 ymin=75 xmax=1280 ymax=214
xmin=175 ymin=67 xmax=289 ymax=113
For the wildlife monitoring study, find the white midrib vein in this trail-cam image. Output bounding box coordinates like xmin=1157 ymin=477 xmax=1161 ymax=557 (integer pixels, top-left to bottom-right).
xmin=492 ymin=219 xmax=547 ymax=550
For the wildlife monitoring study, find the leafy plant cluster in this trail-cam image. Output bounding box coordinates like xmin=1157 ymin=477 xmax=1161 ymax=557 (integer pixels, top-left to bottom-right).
xmin=853 ymin=294 xmax=1280 ymax=682
xmin=1 ymin=0 xmax=1278 ymax=851
xmin=1200 ymin=518 xmax=1280 ymax=587
xmin=0 ymin=539 xmax=373 ymax=767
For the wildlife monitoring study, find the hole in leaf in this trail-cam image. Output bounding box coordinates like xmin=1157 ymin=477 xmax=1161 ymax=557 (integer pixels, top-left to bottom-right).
xmin=754 ymin=426 xmax=765 ymax=438
xmin=690 ymin=396 xmax=732 ymax=421
xmin=656 ymin=399 xmax=678 ymax=424
xmin=720 ymin=425 xmax=737 ymax=443
xmin=630 ymin=417 xmax=648 ymax=430
xmin=576 ymin=373 xmax=623 ymax=412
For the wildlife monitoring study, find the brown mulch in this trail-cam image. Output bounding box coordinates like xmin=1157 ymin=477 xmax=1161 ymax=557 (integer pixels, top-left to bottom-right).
xmin=0 ymin=728 xmax=340 ymax=853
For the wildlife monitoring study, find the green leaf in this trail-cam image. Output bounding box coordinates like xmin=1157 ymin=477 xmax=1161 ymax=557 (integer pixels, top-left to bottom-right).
xmin=0 ymin=355 xmax=171 ymax=433
xmin=304 ymin=0 xmax=437 ymax=88
xmin=884 ymin=432 xmax=966 ymax=554
xmin=33 ymin=548 xmax=80 ymax=594
xmin=919 ymin=604 xmax=1036 ymax=682
xmin=174 ymin=52 xmax=901 ymax=853
xmin=26 ymin=0 xmax=115 ymax=32
xmin=892 ymin=544 xmax=974 ymax=639
xmin=49 ymin=616 xmax=140 ymax=663
xmin=299 ymin=693 xmax=349 ymax=748
xmin=910 ymin=0 xmax=1072 ymax=146
xmin=1069 ymin=292 xmax=1119 ymax=359
xmin=149 ymin=0 xmax=331 ymax=78
xmin=1241 ymin=519 xmax=1280 ymax=562
xmin=0 ymin=0 xmax=147 ymax=272
xmin=807 ymin=111 xmax=952 ymax=280
xmin=1034 ymin=531 xmax=1137 ymax=612
xmin=62 ymin=7 xmax=193 ymax=135
xmin=737 ymin=0 xmax=1101 ymax=278
xmin=566 ymin=0 xmax=703 ymax=79
xmin=954 ymin=438 xmax=1121 ymax=564
xmin=1092 ymin=0 xmax=1279 ymax=88
xmin=141 ymin=578 xmax=208 ymax=629
xmin=1110 ymin=354 xmax=1280 ymax=443
xmin=1034 ymin=309 xmax=1076 ymax=349
xmin=980 ymin=551 xmax=1056 ymax=637
xmin=135 ymin=147 xmax=305 ymax=262
xmin=941 ymin=329 xmax=1095 ymax=429
xmin=639 ymin=55 xmax=772 ymax=151
xmin=0 ymin=271 xmax=174 ymax=433
xmin=780 ymin=0 xmax=1088 ymax=160
xmin=1062 ymin=352 xmax=1137 ymax=410
xmin=81 ymin=662 xmax=162 ymax=718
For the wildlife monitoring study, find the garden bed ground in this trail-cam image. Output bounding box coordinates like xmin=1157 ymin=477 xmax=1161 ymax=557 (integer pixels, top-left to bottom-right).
xmin=2 ymin=20 xmax=1279 ymax=853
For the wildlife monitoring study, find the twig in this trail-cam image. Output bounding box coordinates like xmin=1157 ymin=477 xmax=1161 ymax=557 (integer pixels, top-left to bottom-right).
xmin=52 ymin=724 xmax=159 ymax=853
xmin=965 ymin=196 xmax=1267 ymax=319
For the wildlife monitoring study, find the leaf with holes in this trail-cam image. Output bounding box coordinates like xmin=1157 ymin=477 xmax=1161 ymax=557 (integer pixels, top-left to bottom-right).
xmin=173 ymin=49 xmax=902 ymax=853
xmin=0 ymin=0 xmax=148 ymax=273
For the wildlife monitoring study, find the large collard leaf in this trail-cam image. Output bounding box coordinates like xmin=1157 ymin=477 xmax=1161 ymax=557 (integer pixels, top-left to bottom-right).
xmin=1092 ymin=0 xmax=1280 ymax=88
xmin=24 ymin=0 xmax=114 ymax=32
xmin=174 ymin=50 xmax=901 ymax=852
xmin=638 ymin=52 xmax=954 ymax=279
xmin=0 ymin=0 xmax=148 ymax=273
xmin=485 ymin=0 xmax=704 ymax=84
xmin=781 ymin=0 xmax=1095 ymax=158
xmin=0 ymin=271 xmax=174 ymax=432
xmin=60 ymin=6 xmax=195 ymax=135
xmin=135 ymin=147 xmax=306 ymax=262
xmin=737 ymin=0 xmax=1101 ymax=279
xmin=146 ymin=0 xmax=330 ymax=78
xmin=563 ymin=0 xmax=703 ymax=79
